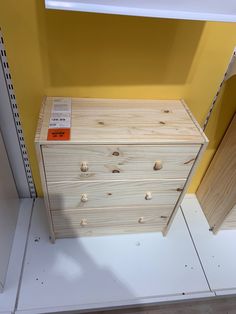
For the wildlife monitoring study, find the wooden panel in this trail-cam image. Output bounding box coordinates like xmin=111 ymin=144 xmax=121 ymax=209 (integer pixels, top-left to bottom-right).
xmin=181 ymin=100 xmax=209 ymax=144
xmin=88 ymin=296 xmax=236 ymax=314
xmin=197 ymin=114 xmax=236 ymax=231
xmin=35 ymin=98 xmax=206 ymax=145
xmin=48 ymin=179 xmax=184 ymax=210
xmin=42 ymin=144 xmax=200 ymax=182
xmin=163 ymin=141 xmax=208 ymax=235
xmin=35 ymin=143 xmax=55 ymax=242
xmin=221 ymin=204 xmax=236 ymax=230
xmin=51 ymin=206 xmax=172 ymax=237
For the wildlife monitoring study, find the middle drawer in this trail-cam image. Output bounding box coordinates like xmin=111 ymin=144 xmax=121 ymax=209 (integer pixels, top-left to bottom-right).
xmin=48 ymin=179 xmax=185 ymax=210
xmin=42 ymin=144 xmax=200 ymax=181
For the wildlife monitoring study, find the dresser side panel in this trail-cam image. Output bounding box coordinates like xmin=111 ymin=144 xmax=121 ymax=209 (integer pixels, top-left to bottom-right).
xmin=35 ymin=143 xmax=55 ymax=242
xmin=164 ymin=141 xmax=208 ymax=235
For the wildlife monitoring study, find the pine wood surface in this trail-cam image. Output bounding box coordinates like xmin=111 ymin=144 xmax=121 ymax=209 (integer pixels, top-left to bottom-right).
xmin=181 ymin=99 xmax=209 ymax=144
xmin=52 ymin=205 xmax=172 ymax=237
xmin=163 ymin=140 xmax=208 ymax=235
xmin=35 ymin=98 xmax=206 ymax=145
xmin=88 ymin=296 xmax=236 ymax=314
xmin=35 ymin=143 xmax=55 ymax=241
xmin=35 ymin=97 xmax=207 ymax=239
xmin=197 ymin=113 xmax=236 ymax=231
xmin=48 ymin=179 xmax=185 ymax=210
xmin=43 ymin=144 xmax=200 ymax=182
xmin=221 ymin=204 xmax=236 ymax=230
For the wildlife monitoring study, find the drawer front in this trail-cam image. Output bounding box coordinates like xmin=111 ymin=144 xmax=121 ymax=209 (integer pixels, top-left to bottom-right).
xmin=48 ymin=179 xmax=185 ymax=210
xmin=42 ymin=145 xmax=200 ymax=182
xmin=51 ymin=206 xmax=173 ymax=238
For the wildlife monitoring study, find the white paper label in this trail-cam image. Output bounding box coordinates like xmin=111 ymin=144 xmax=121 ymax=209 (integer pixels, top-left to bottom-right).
xmin=49 ymin=98 xmax=72 ymax=129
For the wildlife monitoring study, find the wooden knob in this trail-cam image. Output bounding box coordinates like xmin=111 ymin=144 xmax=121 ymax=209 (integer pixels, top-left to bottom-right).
xmin=80 ymin=162 xmax=88 ymax=172
xmin=80 ymin=219 xmax=87 ymax=226
xmin=81 ymin=193 xmax=88 ymax=202
xmin=138 ymin=217 xmax=145 ymax=224
xmin=145 ymin=192 xmax=152 ymax=200
xmin=153 ymin=160 xmax=162 ymax=171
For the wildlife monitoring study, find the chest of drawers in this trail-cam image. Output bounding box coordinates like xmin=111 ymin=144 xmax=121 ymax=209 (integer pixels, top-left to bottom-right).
xmin=35 ymin=97 xmax=208 ymax=241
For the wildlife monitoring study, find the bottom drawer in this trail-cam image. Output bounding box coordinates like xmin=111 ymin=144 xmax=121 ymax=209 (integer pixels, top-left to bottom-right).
xmin=51 ymin=206 xmax=173 ymax=238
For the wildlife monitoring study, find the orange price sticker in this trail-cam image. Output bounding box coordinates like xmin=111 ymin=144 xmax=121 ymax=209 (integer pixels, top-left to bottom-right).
xmin=47 ymin=128 xmax=70 ymax=141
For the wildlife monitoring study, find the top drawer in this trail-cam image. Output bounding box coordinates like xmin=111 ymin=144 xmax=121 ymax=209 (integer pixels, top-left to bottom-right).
xmin=42 ymin=145 xmax=200 ymax=182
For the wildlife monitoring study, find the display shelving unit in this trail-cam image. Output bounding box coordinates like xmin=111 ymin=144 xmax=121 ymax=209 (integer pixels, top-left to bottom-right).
xmin=1 ymin=1 xmax=236 ymax=313
xmin=45 ymin=0 xmax=236 ymax=22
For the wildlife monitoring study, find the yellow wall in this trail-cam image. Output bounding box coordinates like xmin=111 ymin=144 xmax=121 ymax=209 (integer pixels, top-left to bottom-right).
xmin=1 ymin=0 xmax=236 ymax=195
xmin=0 ymin=0 xmax=45 ymax=195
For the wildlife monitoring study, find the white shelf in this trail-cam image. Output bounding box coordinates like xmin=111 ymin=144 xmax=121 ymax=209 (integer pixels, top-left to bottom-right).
xmin=16 ymin=198 xmax=211 ymax=314
xmin=3 ymin=196 xmax=236 ymax=313
xmin=0 ymin=199 xmax=33 ymax=314
xmin=182 ymin=196 xmax=236 ymax=293
xmin=45 ymin=0 xmax=236 ymax=22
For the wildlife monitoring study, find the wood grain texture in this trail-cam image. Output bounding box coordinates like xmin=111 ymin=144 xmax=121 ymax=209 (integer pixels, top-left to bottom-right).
xmin=197 ymin=114 xmax=236 ymax=232
xmin=35 ymin=143 xmax=55 ymax=242
xmin=35 ymin=98 xmax=206 ymax=145
xmin=42 ymin=144 xmax=200 ymax=182
xmin=164 ymin=141 xmax=208 ymax=235
xmin=220 ymin=204 xmax=236 ymax=230
xmin=35 ymin=97 xmax=207 ymax=238
xmin=51 ymin=206 xmax=172 ymax=237
xmin=181 ymin=99 xmax=209 ymax=143
xmin=91 ymin=296 xmax=236 ymax=314
xmin=35 ymin=96 xmax=47 ymax=143
xmin=48 ymin=179 xmax=185 ymax=210
xmin=35 ymin=96 xmax=56 ymax=241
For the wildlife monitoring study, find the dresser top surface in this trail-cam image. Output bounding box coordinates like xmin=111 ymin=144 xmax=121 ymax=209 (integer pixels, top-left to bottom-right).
xmin=35 ymin=97 xmax=207 ymax=145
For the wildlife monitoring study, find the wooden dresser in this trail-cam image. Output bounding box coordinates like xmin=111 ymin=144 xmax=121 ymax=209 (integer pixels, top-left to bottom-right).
xmin=35 ymin=97 xmax=208 ymax=241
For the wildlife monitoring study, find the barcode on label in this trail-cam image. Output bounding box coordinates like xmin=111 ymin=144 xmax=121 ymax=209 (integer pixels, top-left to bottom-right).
xmin=53 ymin=104 xmax=71 ymax=112
xmin=52 ymin=97 xmax=71 ymax=113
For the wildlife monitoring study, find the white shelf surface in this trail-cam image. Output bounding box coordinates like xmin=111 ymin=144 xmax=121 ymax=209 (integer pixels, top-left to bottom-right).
xmin=182 ymin=196 xmax=236 ymax=295
xmin=0 ymin=199 xmax=33 ymax=314
xmin=16 ymin=198 xmax=212 ymax=314
xmin=45 ymin=0 xmax=236 ymax=22
xmin=2 ymin=196 xmax=236 ymax=313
